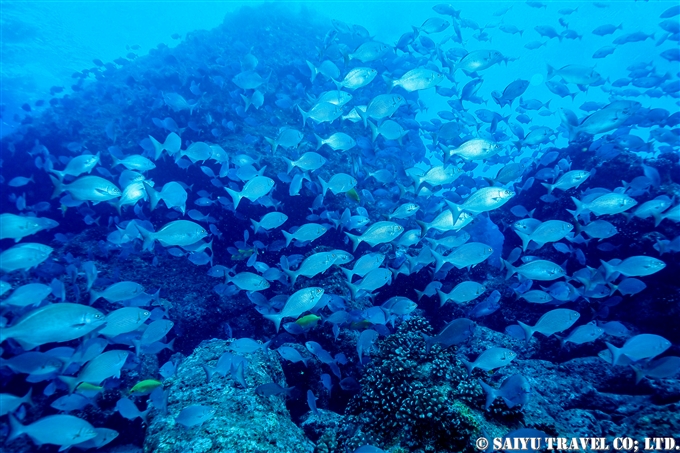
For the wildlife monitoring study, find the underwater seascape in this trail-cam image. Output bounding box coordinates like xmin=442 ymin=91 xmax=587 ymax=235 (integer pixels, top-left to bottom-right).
xmin=1 ymin=0 xmax=680 ymax=452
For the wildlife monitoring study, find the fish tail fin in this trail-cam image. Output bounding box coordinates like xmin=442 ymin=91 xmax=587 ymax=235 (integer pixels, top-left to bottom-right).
xmin=347 ymin=281 xmax=359 ymax=299
xmin=557 ymin=334 xmax=566 ymax=349
xmin=381 ymin=74 xmax=395 ymax=93
xmin=415 ymin=220 xmax=429 ymax=237
xmin=517 ymin=320 xmax=534 ymax=342
xmin=546 ymin=63 xmax=555 ymax=79
xmin=478 ymin=379 xmax=497 ymax=411
xmin=414 ymin=289 xmax=424 ymax=301
xmin=567 ymin=196 xmax=583 ymax=218
xmin=202 ymin=363 xmax=215 ymax=383
xmin=262 ymin=313 xmax=283 ymax=333
xmin=340 ymin=266 xmax=353 ymax=281
xmin=135 ymin=224 xmax=156 ymax=252
xmin=22 ymin=387 xmax=33 ymax=407
xmin=331 ymin=78 xmax=343 ymax=91
xmin=58 ymin=375 xmax=80 ymax=393
xmin=283 ymin=157 xmax=294 ymax=174
xmin=632 ymin=365 xmax=645 ymax=384
xmin=345 ymin=232 xmax=360 ymax=252
xmin=356 ymin=105 xmax=368 ymax=128
xmin=515 ymin=230 xmax=531 ymax=252
xmin=600 ymin=259 xmax=616 ymax=280
xmin=449 ymin=203 xmax=463 ymax=225
xmin=282 ymin=267 xmax=298 ymax=286
xmin=250 ymin=219 xmax=260 ymax=234
xmin=314 ymin=133 xmax=323 ymax=151
xmin=306 ymin=60 xmax=318 ymax=83
xmin=282 ymin=230 xmax=293 ymax=247
xmin=240 ymin=93 xmax=251 ymax=112
xmin=225 ymin=187 xmax=242 ymax=210
xmin=431 ymin=249 xmax=445 ymax=273
xmin=367 ymin=120 xmax=379 ymax=142
xmin=421 ymin=333 xmax=433 ymax=354
xmin=652 ymin=211 xmax=663 ymax=228
xmin=48 ymin=168 xmax=65 ymax=182
xmin=149 ymin=135 xmax=167 ymax=160
xmin=49 ymin=174 xmax=64 ymax=199
xmin=264 ymin=136 xmax=277 ymax=154
xmin=461 ymin=358 xmax=474 ymax=377
xmin=8 ymin=414 xmax=26 ymax=443
xmin=318 ymin=176 xmax=329 ymax=197
xmin=502 ymin=259 xmax=517 ymax=280
xmin=143 ymin=182 xmax=161 ymax=211
xmin=110 ymin=155 xmax=122 ymax=168
xmin=605 ymin=341 xmax=622 ymax=365
xmin=541 ymin=182 xmax=554 ymax=194
xmin=297 ymin=105 xmax=308 ymax=127
xmin=89 ymin=290 xmax=101 ymax=305
xmin=436 ymin=289 xmax=448 ymax=307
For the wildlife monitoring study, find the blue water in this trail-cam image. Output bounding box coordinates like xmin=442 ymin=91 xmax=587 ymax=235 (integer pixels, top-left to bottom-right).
xmin=1 ymin=1 xmax=679 ymax=452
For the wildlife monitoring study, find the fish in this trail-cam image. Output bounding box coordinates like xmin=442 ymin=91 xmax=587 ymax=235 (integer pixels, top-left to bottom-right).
xmin=478 ymin=374 xmax=531 ymax=410
xmin=225 ymin=176 xmax=275 ymax=209
xmin=49 ymin=153 xmax=101 ymax=180
xmin=461 ymin=347 xmax=517 ymax=376
xmin=348 ymin=41 xmax=390 ymax=62
xmin=1 ymin=283 xmax=52 ymax=308
xmin=283 ymin=251 xmax=342 ymax=286
xmin=631 ymin=356 xmax=680 ymax=384
xmin=251 ymin=212 xmax=288 ymax=233
xmin=518 ymin=308 xmax=580 ymax=341
xmin=298 ymin=102 xmax=342 ymax=126
xmin=341 ymin=252 xmax=385 ymax=281
xmin=422 ymin=318 xmax=476 ymax=352
xmin=600 ymin=256 xmax=666 ymax=279
xmin=136 ymin=220 xmax=207 ymax=250
xmin=0 ymin=388 xmax=33 ymax=416
xmin=8 ymin=414 xmax=98 ymax=448
xmin=255 ymin=382 xmax=295 ymax=397
xmin=503 ymin=259 xmax=566 ymax=281
xmin=448 ymin=138 xmax=500 ymax=161
xmin=0 ymin=213 xmax=59 ymax=243
xmin=50 ymin=175 xmax=121 ymax=202
xmin=282 ymin=223 xmax=328 ymax=246
xmin=438 ymin=281 xmax=486 ymax=306
xmin=605 ymin=334 xmax=671 ymax=366
xmin=263 ymin=287 xmax=325 ymax=332
xmin=432 ymin=242 xmax=494 ymax=271
xmin=385 ymin=68 xmax=444 ymax=92
xmin=264 ymin=128 xmax=304 ymax=153
xmin=333 ymin=67 xmax=378 ymax=90
xmin=447 ymin=187 xmax=515 ymax=221
xmin=559 ymin=322 xmax=604 ymax=347
xmin=0 ymin=303 xmax=105 ymax=350
xmin=58 ymin=350 xmax=130 ymax=392
xmin=347 ymin=268 xmax=392 ymax=298
xmin=226 ymin=272 xmax=270 ymax=291
xmin=514 ymin=220 xmax=573 ymax=251
xmin=315 ymin=132 xmax=356 ymax=151
xmin=90 ymin=281 xmax=144 ymax=304
xmin=345 ymin=221 xmax=404 ymax=251
xmin=361 ymin=94 xmax=405 ymax=126
xmin=99 ymin=307 xmax=151 ymax=337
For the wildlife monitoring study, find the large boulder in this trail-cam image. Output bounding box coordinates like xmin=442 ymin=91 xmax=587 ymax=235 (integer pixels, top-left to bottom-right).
xmin=145 ymin=339 xmax=314 ymax=453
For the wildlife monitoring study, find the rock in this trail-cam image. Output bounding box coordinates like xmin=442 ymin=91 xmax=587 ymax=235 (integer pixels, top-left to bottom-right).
xmin=144 ymin=339 xmax=314 ymax=453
